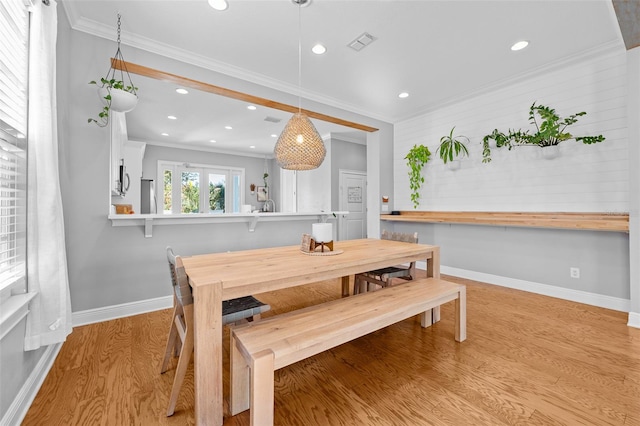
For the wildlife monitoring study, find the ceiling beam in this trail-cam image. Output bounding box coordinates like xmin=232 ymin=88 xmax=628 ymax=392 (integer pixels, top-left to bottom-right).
xmin=111 ymin=58 xmax=379 ymax=133
xmin=612 ymin=0 xmax=640 ymax=50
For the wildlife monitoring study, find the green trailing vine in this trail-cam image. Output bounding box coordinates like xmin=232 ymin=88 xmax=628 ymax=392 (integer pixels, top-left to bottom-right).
xmin=405 ymin=144 xmax=431 ymax=209
xmin=482 ymin=102 xmax=605 ymax=163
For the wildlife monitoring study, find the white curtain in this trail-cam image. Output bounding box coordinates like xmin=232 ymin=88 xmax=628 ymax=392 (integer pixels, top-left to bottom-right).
xmin=24 ymin=0 xmax=72 ymax=351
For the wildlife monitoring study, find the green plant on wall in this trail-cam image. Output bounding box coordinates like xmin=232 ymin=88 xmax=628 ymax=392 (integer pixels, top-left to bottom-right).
xmin=405 ymin=144 xmax=431 ymax=209
xmin=481 ymin=102 xmax=605 ymax=163
xmin=436 ymin=126 xmax=470 ymax=164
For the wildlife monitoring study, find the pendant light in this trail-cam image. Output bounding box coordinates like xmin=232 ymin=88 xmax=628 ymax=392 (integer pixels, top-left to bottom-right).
xmin=274 ymin=0 xmax=326 ymax=170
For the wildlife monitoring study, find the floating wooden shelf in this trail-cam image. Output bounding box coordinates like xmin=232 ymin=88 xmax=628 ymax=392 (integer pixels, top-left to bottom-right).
xmin=380 ymin=211 xmax=629 ymax=232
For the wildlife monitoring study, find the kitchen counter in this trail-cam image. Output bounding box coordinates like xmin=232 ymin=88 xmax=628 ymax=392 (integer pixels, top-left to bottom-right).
xmin=108 ymin=211 xmax=347 ymax=237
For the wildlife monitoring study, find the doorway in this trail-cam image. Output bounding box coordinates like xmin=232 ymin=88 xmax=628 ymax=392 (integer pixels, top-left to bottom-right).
xmin=339 ymin=170 xmax=367 ymax=240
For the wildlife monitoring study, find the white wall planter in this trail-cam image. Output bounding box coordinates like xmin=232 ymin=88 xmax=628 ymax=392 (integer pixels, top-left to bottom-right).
xmin=98 ymin=87 xmax=138 ymax=113
xmin=541 ymin=145 xmax=560 ymax=160
xmin=446 ymin=160 xmax=461 ymax=171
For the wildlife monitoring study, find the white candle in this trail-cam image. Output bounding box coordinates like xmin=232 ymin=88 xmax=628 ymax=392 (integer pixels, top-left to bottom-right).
xmin=312 ymin=223 xmax=332 ymax=243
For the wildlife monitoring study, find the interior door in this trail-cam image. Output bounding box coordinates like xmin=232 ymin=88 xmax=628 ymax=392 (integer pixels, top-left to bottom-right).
xmin=339 ymin=170 xmax=367 ymax=240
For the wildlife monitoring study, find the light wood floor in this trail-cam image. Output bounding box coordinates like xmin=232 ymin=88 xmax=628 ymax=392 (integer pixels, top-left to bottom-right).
xmin=23 ymin=274 xmax=640 ymax=425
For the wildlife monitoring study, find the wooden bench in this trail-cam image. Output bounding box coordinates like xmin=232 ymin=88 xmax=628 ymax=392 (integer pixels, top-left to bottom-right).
xmin=229 ymin=277 xmax=466 ymax=425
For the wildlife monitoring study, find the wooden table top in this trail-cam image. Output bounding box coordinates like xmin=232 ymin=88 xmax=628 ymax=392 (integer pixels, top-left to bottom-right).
xmin=181 ymin=238 xmax=437 ymax=300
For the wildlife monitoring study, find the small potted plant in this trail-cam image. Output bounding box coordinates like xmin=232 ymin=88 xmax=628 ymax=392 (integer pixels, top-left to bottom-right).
xmin=482 ymin=102 xmax=605 ymax=162
xmin=88 ymin=77 xmax=138 ymax=127
xmin=436 ymin=126 xmax=470 ymax=170
xmin=405 ymin=144 xmax=431 ymax=209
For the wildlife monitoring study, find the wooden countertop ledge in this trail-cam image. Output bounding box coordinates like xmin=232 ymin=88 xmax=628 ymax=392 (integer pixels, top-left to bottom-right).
xmin=380 ymin=211 xmax=629 ymax=232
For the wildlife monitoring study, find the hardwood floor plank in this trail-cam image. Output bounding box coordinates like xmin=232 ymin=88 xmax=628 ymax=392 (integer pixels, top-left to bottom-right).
xmin=22 ymin=275 xmax=640 ymax=425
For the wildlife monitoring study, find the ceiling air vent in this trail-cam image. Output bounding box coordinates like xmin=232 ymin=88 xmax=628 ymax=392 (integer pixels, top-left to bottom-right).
xmin=264 ymin=116 xmax=282 ymax=123
xmin=348 ymin=32 xmax=376 ymax=52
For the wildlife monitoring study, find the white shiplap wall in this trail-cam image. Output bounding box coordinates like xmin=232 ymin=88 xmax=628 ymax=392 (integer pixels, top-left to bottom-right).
xmin=394 ymin=49 xmax=628 ymax=212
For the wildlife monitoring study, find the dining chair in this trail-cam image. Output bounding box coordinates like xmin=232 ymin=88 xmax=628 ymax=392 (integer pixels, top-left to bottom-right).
xmin=353 ymin=230 xmax=419 ymax=294
xmin=160 ymin=246 xmax=270 ymax=417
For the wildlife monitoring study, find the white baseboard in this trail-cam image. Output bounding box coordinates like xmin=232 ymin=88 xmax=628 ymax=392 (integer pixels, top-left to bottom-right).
xmin=415 ymin=262 xmax=630 ymax=313
xmin=628 ymin=312 xmax=640 ymax=328
xmin=72 ymin=295 xmax=173 ymax=327
xmin=1 ymin=343 xmax=62 ymax=426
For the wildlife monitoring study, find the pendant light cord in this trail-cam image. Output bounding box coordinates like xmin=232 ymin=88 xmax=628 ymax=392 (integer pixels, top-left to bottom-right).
xmin=297 ymin=3 xmax=302 ymax=114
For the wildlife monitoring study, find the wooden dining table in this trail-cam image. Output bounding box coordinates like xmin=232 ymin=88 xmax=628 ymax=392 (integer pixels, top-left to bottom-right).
xmin=181 ymin=238 xmax=441 ymax=425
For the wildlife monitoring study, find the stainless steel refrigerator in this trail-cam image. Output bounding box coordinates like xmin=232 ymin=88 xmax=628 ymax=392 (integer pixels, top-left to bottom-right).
xmin=140 ymin=179 xmax=157 ymax=214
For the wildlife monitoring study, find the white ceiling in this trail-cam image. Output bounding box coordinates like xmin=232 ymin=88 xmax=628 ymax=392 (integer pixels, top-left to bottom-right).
xmin=62 ymin=0 xmax=624 ymax=156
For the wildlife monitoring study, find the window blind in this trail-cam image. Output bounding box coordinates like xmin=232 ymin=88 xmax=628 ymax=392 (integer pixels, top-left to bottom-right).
xmin=0 ymin=0 xmax=28 ymax=295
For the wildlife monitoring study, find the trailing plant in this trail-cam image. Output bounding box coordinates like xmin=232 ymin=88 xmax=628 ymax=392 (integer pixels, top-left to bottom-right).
xmin=263 ymin=172 xmax=269 ymax=188
xmin=436 ymin=126 xmax=470 ymax=164
xmin=87 ymin=77 xmax=138 ymax=127
xmin=481 ymin=102 xmax=605 ymax=163
xmin=404 ymin=144 xmax=431 ymax=209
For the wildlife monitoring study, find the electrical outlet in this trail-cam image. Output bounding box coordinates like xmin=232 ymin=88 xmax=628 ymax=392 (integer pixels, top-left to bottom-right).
xmin=570 ymin=267 xmax=580 ymax=279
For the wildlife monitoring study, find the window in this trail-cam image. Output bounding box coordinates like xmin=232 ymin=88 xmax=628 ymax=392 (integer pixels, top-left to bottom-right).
xmin=0 ymin=0 xmax=28 ymax=300
xmin=158 ymin=161 xmax=244 ymax=214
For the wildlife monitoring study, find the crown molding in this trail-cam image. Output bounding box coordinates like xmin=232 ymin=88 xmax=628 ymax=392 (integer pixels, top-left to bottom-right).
xmin=399 ymin=39 xmax=625 ymax=123
xmin=132 ymin=138 xmax=275 ymax=159
xmin=330 ymin=133 xmax=366 ymax=145
xmin=61 ymin=3 xmax=392 ymax=123
xmin=62 ymin=2 xmax=625 ymax=126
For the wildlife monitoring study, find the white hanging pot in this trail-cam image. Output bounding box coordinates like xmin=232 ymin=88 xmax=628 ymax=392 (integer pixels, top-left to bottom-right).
xmin=446 ymin=160 xmax=461 ymax=171
xmin=98 ymin=87 xmax=138 ymax=113
xmin=541 ymin=145 xmax=560 ymax=160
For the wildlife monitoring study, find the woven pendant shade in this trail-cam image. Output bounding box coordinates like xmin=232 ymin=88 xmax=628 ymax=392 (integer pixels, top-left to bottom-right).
xmin=274 ymin=112 xmax=326 ymax=170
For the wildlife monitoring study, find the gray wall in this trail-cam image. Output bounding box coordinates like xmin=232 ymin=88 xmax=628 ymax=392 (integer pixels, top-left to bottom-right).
xmin=390 ymin=221 xmax=630 ymax=300
xmin=0 ymin=320 xmax=46 ymax=419
xmin=57 ymin=17 xmax=392 ymax=313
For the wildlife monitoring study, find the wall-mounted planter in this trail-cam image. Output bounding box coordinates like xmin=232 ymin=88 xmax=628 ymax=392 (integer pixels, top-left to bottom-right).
xmin=446 ymin=160 xmax=461 ymax=170
xmin=541 ymin=145 xmax=560 ymax=160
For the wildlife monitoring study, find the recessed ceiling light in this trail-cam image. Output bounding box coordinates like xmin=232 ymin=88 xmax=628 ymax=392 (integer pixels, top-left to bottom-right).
xmin=312 ymin=44 xmax=327 ymax=55
xmin=175 ymin=88 xmax=188 ymax=95
xmin=161 ymin=133 xmax=169 ymax=136
xmin=271 ymin=134 xmax=278 ymax=138
xmin=398 ymin=92 xmax=409 ymax=99
xmin=225 ymin=125 xmax=233 ymax=130
xmin=168 ymin=115 xmax=177 ymax=120
xmin=247 ymin=105 xmax=257 ymax=110
xmin=511 ymin=40 xmax=529 ymax=51
xmin=210 ymin=139 xmax=216 ymax=143
xmin=249 ymin=145 xmax=256 ymax=149
xmin=208 ymin=0 xmax=228 ymax=11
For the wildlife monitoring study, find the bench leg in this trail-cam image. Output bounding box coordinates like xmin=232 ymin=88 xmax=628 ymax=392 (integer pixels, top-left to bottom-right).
xmin=251 ymin=349 xmax=275 ymax=426
xmin=341 ymin=276 xmax=350 ymax=297
xmin=230 ymin=332 xmax=250 ymax=416
xmin=455 ymin=286 xmax=467 ymax=342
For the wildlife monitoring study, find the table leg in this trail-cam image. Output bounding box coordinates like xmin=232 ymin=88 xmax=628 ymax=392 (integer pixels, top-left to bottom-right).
xmin=193 ymin=281 xmax=224 ymax=426
xmin=427 ymin=247 xmax=441 ymax=323
xmin=341 ymin=276 xmax=350 ymax=297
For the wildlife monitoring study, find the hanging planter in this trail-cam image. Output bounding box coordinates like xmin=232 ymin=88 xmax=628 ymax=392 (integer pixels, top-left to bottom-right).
xmin=88 ymin=13 xmax=138 ymax=127
xmin=98 ymin=85 xmax=137 ymax=113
